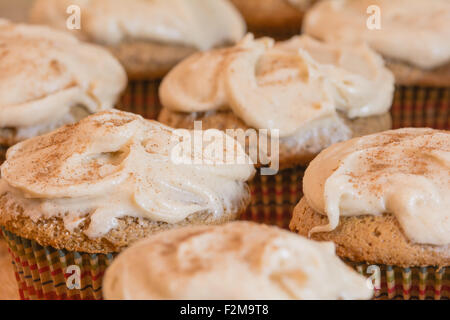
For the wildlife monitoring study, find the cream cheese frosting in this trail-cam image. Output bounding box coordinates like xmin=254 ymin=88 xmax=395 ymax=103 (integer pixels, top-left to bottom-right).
xmin=0 ymin=20 xmax=126 ymax=138
xmin=303 ymin=0 xmax=450 ymax=69
xmin=303 ymin=128 xmax=450 ymax=246
xmin=0 ymin=110 xmax=255 ymax=238
xmin=103 ymin=222 xmax=373 ymax=300
xmin=160 ymin=34 xmax=394 ymax=138
xmin=30 ymin=0 xmax=246 ymax=50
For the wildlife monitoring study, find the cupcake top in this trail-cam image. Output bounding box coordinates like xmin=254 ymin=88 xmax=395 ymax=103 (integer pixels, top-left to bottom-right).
xmin=0 ymin=110 xmax=255 ymax=239
xmin=303 ymin=128 xmax=450 ymax=246
xmin=30 ymin=0 xmax=246 ymax=51
xmin=103 ymin=221 xmax=373 ymax=300
xmin=303 ymin=0 xmax=450 ymax=69
xmin=160 ymin=34 xmax=394 ymax=138
xmin=0 ymin=20 xmax=126 ymax=141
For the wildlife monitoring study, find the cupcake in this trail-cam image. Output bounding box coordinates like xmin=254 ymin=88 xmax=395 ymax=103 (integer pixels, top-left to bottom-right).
xmin=303 ymin=0 xmax=450 ymax=129
xmin=229 ymin=0 xmax=317 ymax=39
xmin=103 ymin=221 xmax=373 ymax=300
xmin=0 ymin=110 xmax=255 ymax=300
xmin=30 ymin=0 xmax=246 ymax=80
xmin=158 ymin=34 xmax=394 ymax=227
xmin=0 ymin=19 xmax=126 ymax=163
xmin=290 ymin=128 xmax=450 ymax=299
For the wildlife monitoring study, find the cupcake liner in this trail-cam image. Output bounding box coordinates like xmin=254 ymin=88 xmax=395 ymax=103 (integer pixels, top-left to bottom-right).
xmin=1 ymin=227 xmax=115 ymax=300
xmin=240 ymin=166 xmax=304 ymax=229
xmin=349 ymin=262 xmax=449 ymax=300
xmin=392 ymin=86 xmax=450 ymax=130
xmin=118 ymin=80 xmax=162 ymax=120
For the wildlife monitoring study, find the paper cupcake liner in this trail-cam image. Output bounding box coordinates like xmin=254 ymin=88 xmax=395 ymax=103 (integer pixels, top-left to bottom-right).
xmin=1 ymin=227 xmax=115 ymax=300
xmin=118 ymin=80 xmax=162 ymax=120
xmin=348 ymin=262 xmax=449 ymax=300
xmin=240 ymin=166 xmax=304 ymax=229
xmin=392 ymin=86 xmax=450 ymax=130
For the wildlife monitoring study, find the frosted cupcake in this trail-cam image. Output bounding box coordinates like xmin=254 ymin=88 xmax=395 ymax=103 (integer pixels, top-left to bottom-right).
xmin=290 ymin=128 xmax=450 ymax=299
xmin=30 ymin=0 xmax=246 ymax=80
xmin=303 ymin=0 xmax=450 ymax=129
xmin=229 ymin=0 xmax=317 ymax=39
xmin=103 ymin=221 xmax=373 ymax=300
xmin=0 ymin=20 xmax=126 ymax=163
xmin=158 ymin=34 xmax=394 ymax=227
xmin=0 ymin=110 xmax=254 ymax=300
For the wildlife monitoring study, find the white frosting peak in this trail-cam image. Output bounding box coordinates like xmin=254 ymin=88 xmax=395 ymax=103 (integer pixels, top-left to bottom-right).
xmin=31 ymin=0 xmax=246 ymax=50
xmin=160 ymin=34 xmax=394 ymax=138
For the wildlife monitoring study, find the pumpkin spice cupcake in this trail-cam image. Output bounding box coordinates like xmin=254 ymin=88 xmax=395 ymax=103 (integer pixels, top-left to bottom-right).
xmin=303 ymin=0 xmax=450 ymax=129
xmin=30 ymin=0 xmax=246 ymax=80
xmin=0 ymin=19 xmax=127 ymax=163
xmin=229 ymin=0 xmax=317 ymax=39
xmin=290 ymin=128 xmax=450 ymax=299
xmin=0 ymin=110 xmax=255 ymax=300
xmin=103 ymin=221 xmax=373 ymax=300
xmin=158 ymin=34 xmax=394 ymax=227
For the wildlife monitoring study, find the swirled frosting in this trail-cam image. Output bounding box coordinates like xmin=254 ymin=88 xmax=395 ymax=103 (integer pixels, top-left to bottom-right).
xmin=103 ymin=222 xmax=373 ymax=300
xmin=0 ymin=20 xmax=126 ymax=138
xmin=30 ymin=0 xmax=246 ymax=50
xmin=303 ymin=128 xmax=450 ymax=246
xmin=303 ymin=0 xmax=450 ymax=69
xmin=0 ymin=110 xmax=255 ymax=238
xmin=160 ymin=34 xmax=394 ymax=138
